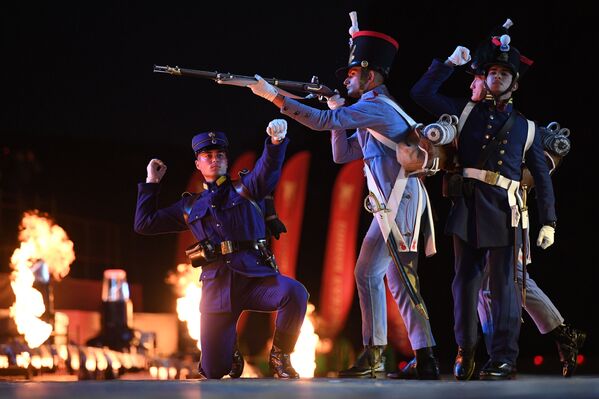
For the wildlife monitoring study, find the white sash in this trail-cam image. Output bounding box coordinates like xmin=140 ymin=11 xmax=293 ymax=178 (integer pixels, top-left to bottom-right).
xmin=359 ymin=93 xmax=436 ymax=255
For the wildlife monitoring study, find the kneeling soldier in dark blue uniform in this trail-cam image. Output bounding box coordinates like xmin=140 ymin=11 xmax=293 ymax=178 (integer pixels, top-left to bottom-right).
xmin=134 ymin=119 xmax=309 ymax=379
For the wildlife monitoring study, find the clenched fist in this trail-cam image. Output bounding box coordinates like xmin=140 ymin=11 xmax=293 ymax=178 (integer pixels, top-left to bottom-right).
xmin=146 ymin=158 xmax=167 ymax=183
xmin=447 ymin=46 xmax=471 ymax=66
xmin=266 ymin=119 xmax=287 ymax=143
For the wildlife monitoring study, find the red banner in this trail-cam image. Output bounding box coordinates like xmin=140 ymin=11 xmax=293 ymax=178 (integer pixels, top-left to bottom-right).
xmin=318 ymin=160 xmax=365 ymax=339
xmin=174 ymin=151 xmax=257 ymax=265
xmin=271 ymin=151 xmax=311 ymax=279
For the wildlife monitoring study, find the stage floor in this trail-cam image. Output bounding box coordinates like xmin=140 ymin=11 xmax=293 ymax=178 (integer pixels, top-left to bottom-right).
xmin=1 ymin=376 xmax=598 ymax=399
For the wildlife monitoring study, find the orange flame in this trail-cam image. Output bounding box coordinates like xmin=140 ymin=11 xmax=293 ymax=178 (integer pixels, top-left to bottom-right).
xmin=291 ymin=303 xmax=319 ymax=378
xmin=9 ymin=211 xmax=76 ymax=348
xmin=166 ymin=263 xmax=202 ymax=350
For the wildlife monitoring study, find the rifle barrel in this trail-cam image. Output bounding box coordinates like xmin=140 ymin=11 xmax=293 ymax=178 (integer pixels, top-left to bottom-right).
xmin=153 ymin=65 xmax=335 ymax=97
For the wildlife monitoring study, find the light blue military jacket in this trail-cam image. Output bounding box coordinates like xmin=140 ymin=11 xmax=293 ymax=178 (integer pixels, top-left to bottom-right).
xmin=281 ymin=85 xmax=435 ymax=255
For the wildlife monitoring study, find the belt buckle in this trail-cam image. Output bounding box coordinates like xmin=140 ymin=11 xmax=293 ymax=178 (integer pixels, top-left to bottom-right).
xmin=220 ymin=241 xmax=234 ymax=255
xmin=484 ymin=170 xmax=500 ymax=185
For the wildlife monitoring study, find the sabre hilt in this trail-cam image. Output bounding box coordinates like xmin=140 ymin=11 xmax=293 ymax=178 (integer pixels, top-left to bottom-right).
xmin=364 ymin=192 xmax=388 ymax=214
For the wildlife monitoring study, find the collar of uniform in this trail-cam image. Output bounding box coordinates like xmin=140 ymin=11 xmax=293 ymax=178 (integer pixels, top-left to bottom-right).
xmin=360 ymin=84 xmax=389 ymax=101
xmin=483 ymin=95 xmax=514 ymax=112
xmin=202 ymin=175 xmax=228 ymax=190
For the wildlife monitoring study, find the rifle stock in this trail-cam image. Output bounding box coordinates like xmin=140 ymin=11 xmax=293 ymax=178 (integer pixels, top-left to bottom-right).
xmin=153 ymin=65 xmax=335 ymax=99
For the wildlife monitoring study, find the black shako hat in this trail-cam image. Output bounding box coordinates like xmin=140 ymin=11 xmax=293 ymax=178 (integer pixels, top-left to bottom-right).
xmin=335 ymin=30 xmax=399 ymax=79
xmin=481 ymin=36 xmax=522 ymax=77
xmin=468 ymin=47 xmax=533 ymax=78
xmin=469 ymin=18 xmax=532 ymax=79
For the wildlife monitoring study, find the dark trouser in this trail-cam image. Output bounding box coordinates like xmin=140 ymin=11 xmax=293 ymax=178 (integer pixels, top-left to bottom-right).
xmin=200 ymin=273 xmax=308 ymax=379
xmin=452 ymin=237 xmax=522 ymax=364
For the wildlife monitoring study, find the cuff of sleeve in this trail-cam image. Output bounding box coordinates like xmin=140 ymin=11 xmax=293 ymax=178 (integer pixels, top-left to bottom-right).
xmin=265 ymin=136 xmax=289 ymax=148
xmin=280 ymin=97 xmax=302 ymax=116
xmin=434 ymin=58 xmax=454 ymax=69
xmin=138 ymin=182 xmax=160 ymax=191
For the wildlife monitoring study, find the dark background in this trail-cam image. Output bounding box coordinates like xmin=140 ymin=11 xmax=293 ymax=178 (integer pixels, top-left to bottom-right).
xmin=2 ymin=1 xmax=596 ymax=371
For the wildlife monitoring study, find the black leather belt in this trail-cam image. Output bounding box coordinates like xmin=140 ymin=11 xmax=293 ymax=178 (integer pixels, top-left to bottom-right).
xmin=218 ymin=240 xmax=264 ymax=255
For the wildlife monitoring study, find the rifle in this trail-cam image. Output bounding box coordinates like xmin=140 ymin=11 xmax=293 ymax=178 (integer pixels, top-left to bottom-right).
xmin=153 ymin=65 xmax=335 ymax=100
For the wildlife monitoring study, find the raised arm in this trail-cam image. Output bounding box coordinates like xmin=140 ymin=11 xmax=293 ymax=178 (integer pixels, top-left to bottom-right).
xmin=134 ymin=159 xmax=189 ymax=235
xmin=242 ymin=119 xmax=289 ymax=201
xmin=410 ymin=48 xmax=472 ymax=118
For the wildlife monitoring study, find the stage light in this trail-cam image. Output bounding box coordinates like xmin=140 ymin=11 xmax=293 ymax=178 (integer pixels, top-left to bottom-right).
xmin=533 ymin=355 xmax=543 ymax=366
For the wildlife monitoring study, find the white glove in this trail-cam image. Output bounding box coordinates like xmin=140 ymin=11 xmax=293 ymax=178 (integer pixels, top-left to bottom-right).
xmin=326 ymin=93 xmax=345 ymax=110
xmin=146 ymin=158 xmax=166 ymax=183
xmin=536 ymin=225 xmax=555 ymax=249
xmin=447 ymin=46 xmax=471 ymax=66
xmin=266 ymin=119 xmax=287 ymax=142
xmin=248 ymin=74 xmax=278 ymax=102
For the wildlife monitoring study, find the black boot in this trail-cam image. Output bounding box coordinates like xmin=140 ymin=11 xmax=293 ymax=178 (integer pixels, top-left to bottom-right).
xmin=386 ymin=357 xmax=418 ymax=379
xmin=479 ymin=360 xmax=516 ymax=380
xmin=269 ymin=330 xmax=299 ymax=379
xmin=548 ymin=324 xmax=587 ymax=377
xmin=338 ymin=345 xmax=385 ymax=378
xmin=415 ymin=347 xmax=440 ymax=380
xmin=228 ymin=346 xmax=244 ymax=378
xmin=453 ymin=346 xmax=476 ymax=381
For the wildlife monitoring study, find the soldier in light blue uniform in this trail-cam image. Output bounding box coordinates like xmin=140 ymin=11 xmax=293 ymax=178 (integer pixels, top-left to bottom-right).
xmin=134 ymin=121 xmax=308 ymax=379
xmin=248 ymin=29 xmax=439 ymax=379
xmin=411 ymin=29 xmax=557 ymax=380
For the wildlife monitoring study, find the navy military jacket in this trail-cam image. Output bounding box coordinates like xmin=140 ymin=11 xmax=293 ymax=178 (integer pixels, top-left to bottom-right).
xmin=411 ymin=60 xmax=556 ymax=248
xmin=134 ymin=138 xmax=288 ymax=312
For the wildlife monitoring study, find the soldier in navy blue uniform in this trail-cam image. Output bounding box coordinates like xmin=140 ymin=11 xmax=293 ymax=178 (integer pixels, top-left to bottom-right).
xmin=411 ymin=29 xmax=556 ymax=380
xmin=469 ymin=70 xmax=586 ymax=378
xmin=134 ymin=120 xmax=309 ymax=379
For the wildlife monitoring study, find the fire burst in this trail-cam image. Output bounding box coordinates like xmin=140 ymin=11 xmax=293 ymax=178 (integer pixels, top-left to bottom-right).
xmin=9 ymin=211 xmax=75 ymax=348
xmin=291 ymin=303 xmax=319 ymax=378
xmin=167 ymin=263 xmax=202 ymax=350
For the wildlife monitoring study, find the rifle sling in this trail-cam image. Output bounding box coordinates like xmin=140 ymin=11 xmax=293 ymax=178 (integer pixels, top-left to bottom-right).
xmin=233 ymin=180 xmax=264 ymax=218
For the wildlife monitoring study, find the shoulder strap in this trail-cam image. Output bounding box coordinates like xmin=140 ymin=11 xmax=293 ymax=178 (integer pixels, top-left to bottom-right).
xmin=458 ymin=101 xmax=476 ymax=137
xmin=377 ymin=94 xmax=417 ymax=127
xmin=523 ymin=119 xmax=535 ymax=161
xmin=476 ymin=111 xmax=518 ymax=169
xmin=367 ymin=128 xmax=397 ymax=150
xmin=233 ymin=179 xmax=264 ymax=218
xmin=367 ymin=94 xmax=417 ymax=149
